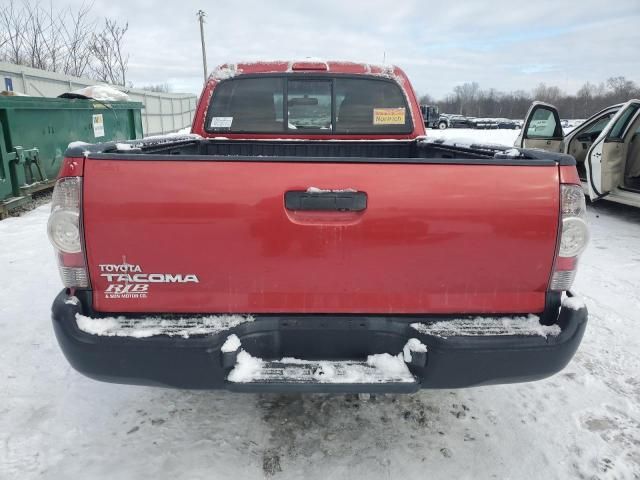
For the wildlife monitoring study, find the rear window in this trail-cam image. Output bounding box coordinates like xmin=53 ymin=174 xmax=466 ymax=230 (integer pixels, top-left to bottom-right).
xmin=205 ymin=75 xmax=413 ymax=135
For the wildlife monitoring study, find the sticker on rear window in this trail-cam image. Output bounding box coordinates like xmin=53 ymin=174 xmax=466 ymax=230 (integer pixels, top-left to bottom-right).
xmin=373 ymin=108 xmax=405 ymax=125
xmin=210 ymin=116 xmax=233 ymax=129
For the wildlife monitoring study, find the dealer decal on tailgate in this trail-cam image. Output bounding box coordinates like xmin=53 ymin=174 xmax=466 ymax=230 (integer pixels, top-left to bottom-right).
xmin=99 ymin=261 xmax=199 ymax=299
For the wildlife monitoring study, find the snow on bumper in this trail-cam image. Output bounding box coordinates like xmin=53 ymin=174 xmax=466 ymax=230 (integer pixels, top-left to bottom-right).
xmin=75 ymin=313 xmax=254 ymax=338
xmin=410 ymin=314 xmax=561 ymax=339
xmin=51 ymin=289 xmax=588 ymax=391
xmin=225 ymin=338 xmax=426 ymax=386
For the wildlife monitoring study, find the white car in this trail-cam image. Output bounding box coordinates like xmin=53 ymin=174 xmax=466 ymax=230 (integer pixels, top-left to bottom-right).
xmin=515 ymin=100 xmax=640 ymax=208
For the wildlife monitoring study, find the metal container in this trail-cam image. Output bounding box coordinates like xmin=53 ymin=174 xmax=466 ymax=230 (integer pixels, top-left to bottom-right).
xmin=0 ymin=96 xmax=143 ymax=217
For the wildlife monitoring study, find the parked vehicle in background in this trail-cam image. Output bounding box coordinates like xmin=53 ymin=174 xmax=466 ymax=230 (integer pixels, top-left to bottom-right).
xmin=420 ymin=104 xmax=440 ymax=128
xmin=49 ymin=60 xmax=588 ymax=393
xmin=436 ymin=113 xmax=475 ymax=129
xmin=471 ymin=118 xmax=519 ymax=129
xmin=436 ymin=114 xmax=518 ymax=130
xmin=516 ymin=100 xmax=640 ymax=208
xmin=497 ymin=118 xmax=520 ymax=129
xmin=470 ymin=118 xmax=499 ymax=129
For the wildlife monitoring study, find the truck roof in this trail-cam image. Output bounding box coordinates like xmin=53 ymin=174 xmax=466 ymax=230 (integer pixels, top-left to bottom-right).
xmin=208 ymin=60 xmax=409 ymax=82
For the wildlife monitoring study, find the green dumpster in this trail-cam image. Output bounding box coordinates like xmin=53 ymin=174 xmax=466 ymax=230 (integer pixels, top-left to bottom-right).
xmin=0 ymin=96 xmax=143 ymax=217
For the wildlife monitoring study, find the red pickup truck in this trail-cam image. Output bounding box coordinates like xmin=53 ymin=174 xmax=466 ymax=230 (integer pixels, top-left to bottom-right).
xmin=49 ymin=61 xmax=588 ymax=392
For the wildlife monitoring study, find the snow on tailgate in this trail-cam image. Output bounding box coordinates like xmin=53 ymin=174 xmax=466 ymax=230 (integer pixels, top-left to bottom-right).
xmin=75 ymin=313 xmax=254 ymax=339
xmin=411 ymin=314 xmax=561 ymax=339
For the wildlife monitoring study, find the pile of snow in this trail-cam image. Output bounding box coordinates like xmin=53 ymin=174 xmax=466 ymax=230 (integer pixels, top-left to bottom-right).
xmin=562 ymin=294 xmax=586 ymax=311
xmin=227 ymin=350 xmax=265 ymax=382
xmin=411 ymin=314 xmax=561 ymax=339
xmin=306 ymin=186 xmax=357 ymax=193
xmin=75 ymin=313 xmax=253 ymax=339
xmin=500 ymin=148 xmax=522 ymax=157
xmin=113 ymin=132 xmax=202 ymax=151
xmin=67 ymin=140 xmax=90 ymax=149
xmin=140 ymin=132 xmax=202 ymax=142
xmin=70 ymin=84 xmax=130 ymax=102
xmin=221 ymin=334 xmax=241 ymax=353
xmin=64 ymin=296 xmax=80 ymax=306
xmin=209 ymin=64 xmax=240 ymax=81
xmin=365 ymin=353 xmax=411 ymax=376
xmin=402 ymin=338 xmax=427 ymax=362
xmin=114 ymin=143 xmax=141 ymax=151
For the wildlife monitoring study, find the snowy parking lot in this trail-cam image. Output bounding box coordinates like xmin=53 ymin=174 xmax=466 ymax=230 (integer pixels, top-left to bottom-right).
xmin=1 ymin=129 xmax=639 ymax=479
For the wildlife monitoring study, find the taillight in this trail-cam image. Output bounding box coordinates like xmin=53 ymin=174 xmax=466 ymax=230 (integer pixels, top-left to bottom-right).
xmin=47 ymin=175 xmax=89 ymax=288
xmin=550 ymin=184 xmax=589 ymax=291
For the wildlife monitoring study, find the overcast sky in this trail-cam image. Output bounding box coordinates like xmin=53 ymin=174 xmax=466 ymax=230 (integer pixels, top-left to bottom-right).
xmin=74 ymin=0 xmax=640 ymax=98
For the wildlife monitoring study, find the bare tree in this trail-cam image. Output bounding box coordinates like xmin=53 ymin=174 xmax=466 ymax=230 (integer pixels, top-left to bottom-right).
xmin=424 ymin=76 xmax=639 ymax=120
xmin=453 ymin=82 xmax=480 ymax=115
xmin=0 ymin=0 xmax=27 ymax=64
xmin=607 ymin=76 xmax=638 ymax=102
xmin=4 ymin=0 xmax=68 ymax=72
xmin=21 ymin=0 xmax=49 ymax=69
xmin=533 ymin=83 xmax=563 ymax=104
xmin=1 ymin=1 xmax=129 ymax=86
xmin=60 ymin=2 xmax=96 ymax=77
xmin=418 ymin=93 xmax=435 ymax=106
xmin=89 ymin=19 xmax=129 ymax=86
xmin=43 ymin=2 xmax=65 ymax=72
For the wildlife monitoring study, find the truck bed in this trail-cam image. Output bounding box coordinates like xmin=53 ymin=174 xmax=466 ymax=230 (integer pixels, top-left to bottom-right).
xmin=69 ymin=136 xmax=575 ymax=165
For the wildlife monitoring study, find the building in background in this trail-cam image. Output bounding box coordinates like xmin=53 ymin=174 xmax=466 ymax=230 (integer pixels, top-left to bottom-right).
xmin=0 ymin=62 xmax=196 ymax=136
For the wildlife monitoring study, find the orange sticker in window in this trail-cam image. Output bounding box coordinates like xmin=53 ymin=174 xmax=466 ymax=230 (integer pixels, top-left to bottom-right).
xmin=373 ymin=108 xmax=406 ymax=125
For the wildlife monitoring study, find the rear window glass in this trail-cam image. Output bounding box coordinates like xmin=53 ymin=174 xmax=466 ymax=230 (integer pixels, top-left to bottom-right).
xmin=335 ymin=78 xmax=410 ymax=134
xmin=288 ymin=80 xmax=331 ymax=130
xmin=205 ymin=75 xmax=412 ymax=135
xmin=207 ymin=77 xmax=284 ymax=133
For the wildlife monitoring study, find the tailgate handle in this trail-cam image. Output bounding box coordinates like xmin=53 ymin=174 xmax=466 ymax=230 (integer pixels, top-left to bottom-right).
xmin=284 ymin=190 xmax=367 ymax=212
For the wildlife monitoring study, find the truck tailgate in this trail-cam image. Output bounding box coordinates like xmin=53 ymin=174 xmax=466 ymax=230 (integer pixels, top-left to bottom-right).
xmin=83 ymin=159 xmax=559 ymax=314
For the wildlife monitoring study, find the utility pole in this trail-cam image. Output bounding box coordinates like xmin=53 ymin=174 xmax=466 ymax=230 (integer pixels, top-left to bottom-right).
xmin=197 ymin=10 xmax=208 ymax=84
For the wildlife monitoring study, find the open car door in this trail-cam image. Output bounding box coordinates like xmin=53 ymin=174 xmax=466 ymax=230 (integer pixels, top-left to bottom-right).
xmin=586 ymin=100 xmax=640 ymax=200
xmin=515 ymin=102 xmax=564 ymax=152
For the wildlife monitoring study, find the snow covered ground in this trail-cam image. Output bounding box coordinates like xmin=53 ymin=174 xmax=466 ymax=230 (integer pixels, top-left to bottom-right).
xmin=426 ymin=127 xmax=521 ymax=146
xmin=1 ymin=141 xmax=640 ymax=479
xmin=424 ymin=125 xmax=577 ymax=147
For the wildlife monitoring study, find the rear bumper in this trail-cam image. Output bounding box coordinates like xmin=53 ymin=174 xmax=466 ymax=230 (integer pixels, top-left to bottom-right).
xmin=52 ymin=290 xmax=588 ymax=392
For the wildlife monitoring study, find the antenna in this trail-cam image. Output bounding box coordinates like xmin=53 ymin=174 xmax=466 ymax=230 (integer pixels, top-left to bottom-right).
xmin=197 ymin=10 xmax=208 ymax=84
